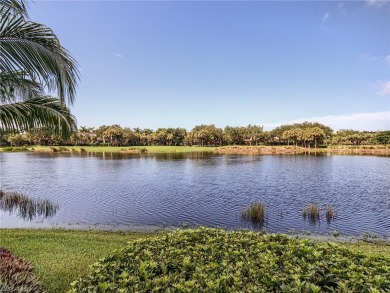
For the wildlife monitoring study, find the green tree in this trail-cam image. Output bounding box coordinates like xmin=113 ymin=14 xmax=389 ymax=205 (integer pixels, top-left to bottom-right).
xmin=102 ymin=125 xmax=125 ymax=146
xmin=0 ymin=0 xmax=79 ymax=137
xmin=244 ymin=124 xmax=263 ymax=145
xmin=191 ymin=125 xmax=223 ymax=146
xmin=271 ymin=122 xmax=333 ymax=146
xmin=6 ymin=132 xmax=27 ymax=146
xmin=282 ymin=130 xmax=293 ymax=146
xmin=375 ymin=131 xmax=390 ymax=145
xmin=224 ymin=126 xmax=245 ymax=145
xmin=310 ymin=127 xmax=326 ymax=148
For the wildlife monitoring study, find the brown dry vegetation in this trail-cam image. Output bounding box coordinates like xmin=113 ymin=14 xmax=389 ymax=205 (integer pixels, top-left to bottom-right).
xmin=215 ymin=145 xmax=390 ymax=155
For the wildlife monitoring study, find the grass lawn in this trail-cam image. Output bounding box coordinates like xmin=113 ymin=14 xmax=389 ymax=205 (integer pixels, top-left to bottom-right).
xmin=0 ymin=229 xmax=152 ymax=292
xmin=0 ymin=229 xmax=389 ymax=292
xmin=26 ymin=145 xmax=215 ymax=153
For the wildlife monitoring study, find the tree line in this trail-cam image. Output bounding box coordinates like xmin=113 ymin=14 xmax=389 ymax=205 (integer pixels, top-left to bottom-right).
xmin=3 ymin=122 xmax=390 ymax=148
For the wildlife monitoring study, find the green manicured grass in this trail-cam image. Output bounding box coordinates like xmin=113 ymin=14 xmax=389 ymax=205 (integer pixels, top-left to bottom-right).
xmin=0 ymin=229 xmax=389 ymax=292
xmin=24 ymin=145 xmax=215 ymax=153
xmin=0 ymin=229 xmax=151 ymax=292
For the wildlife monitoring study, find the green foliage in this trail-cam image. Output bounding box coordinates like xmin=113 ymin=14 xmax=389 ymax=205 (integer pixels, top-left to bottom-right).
xmin=187 ymin=124 xmax=224 ymax=146
xmin=2 ymin=121 xmax=389 ymax=148
xmin=70 ymin=228 xmax=390 ymax=292
xmin=223 ymin=124 xmax=264 ymax=146
xmin=272 ymin=122 xmax=333 ymax=140
xmin=0 ymin=2 xmax=79 ymax=137
xmin=375 ymin=131 xmax=390 ymax=145
xmin=332 ymin=129 xmax=376 ymax=146
xmin=138 ymin=147 xmax=148 ymax=153
xmin=0 ymin=246 xmax=45 ymax=293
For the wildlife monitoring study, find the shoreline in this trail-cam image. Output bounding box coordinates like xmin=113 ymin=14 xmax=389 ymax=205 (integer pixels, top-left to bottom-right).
xmin=1 ymin=224 xmax=389 ymax=244
xmin=214 ymin=145 xmax=390 ymax=156
xmin=1 ymin=145 xmax=389 ymax=156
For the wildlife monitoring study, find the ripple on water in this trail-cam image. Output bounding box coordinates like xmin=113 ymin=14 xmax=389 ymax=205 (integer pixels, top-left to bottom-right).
xmin=0 ymin=152 xmax=389 ymax=236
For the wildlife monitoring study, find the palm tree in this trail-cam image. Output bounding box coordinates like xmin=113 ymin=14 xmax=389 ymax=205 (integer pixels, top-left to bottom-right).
xmin=0 ymin=0 xmax=80 ymax=138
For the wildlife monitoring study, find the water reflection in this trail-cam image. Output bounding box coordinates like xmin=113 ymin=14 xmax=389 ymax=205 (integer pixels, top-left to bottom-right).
xmin=0 ymin=190 xmax=59 ymax=221
xmin=28 ymin=151 xmax=216 ymax=161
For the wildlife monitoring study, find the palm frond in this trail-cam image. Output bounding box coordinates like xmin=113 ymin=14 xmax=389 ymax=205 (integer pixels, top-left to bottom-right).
xmin=0 ymin=71 xmax=43 ymax=102
xmin=0 ymin=96 xmax=77 ymax=137
xmin=0 ymin=0 xmax=28 ymax=17
xmin=0 ymin=7 xmax=80 ymax=105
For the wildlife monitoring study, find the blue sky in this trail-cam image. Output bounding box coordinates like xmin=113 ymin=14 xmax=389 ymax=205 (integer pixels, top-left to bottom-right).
xmin=30 ymin=1 xmax=389 ymax=131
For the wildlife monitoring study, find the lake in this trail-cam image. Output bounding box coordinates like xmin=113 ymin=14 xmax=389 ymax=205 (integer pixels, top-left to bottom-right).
xmin=0 ymin=152 xmax=389 ymax=237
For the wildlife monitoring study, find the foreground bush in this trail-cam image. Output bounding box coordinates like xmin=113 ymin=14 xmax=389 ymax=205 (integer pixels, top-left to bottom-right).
xmin=70 ymin=228 xmax=390 ymax=292
xmin=0 ymin=247 xmax=45 ymax=292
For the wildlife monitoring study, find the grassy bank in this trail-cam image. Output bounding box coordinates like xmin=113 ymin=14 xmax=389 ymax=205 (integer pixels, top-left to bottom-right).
xmin=0 ymin=229 xmax=389 ymax=292
xmin=0 ymin=229 xmax=151 ymax=292
xmin=1 ymin=145 xmax=389 ymax=155
xmin=215 ymin=145 xmax=390 ymax=155
xmin=10 ymin=145 xmax=215 ymax=153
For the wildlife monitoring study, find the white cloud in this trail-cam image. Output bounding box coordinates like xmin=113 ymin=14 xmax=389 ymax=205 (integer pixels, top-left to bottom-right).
xmin=366 ymin=0 xmax=388 ymax=7
xmin=385 ymin=55 xmax=390 ymax=65
xmin=289 ymin=112 xmax=390 ymax=131
xmin=114 ymin=53 xmax=123 ymax=58
xmin=321 ymin=11 xmax=330 ymax=29
xmin=373 ymin=80 xmax=390 ymax=96
xmin=359 ymin=52 xmax=379 ymax=63
xmin=359 ymin=53 xmax=390 ymax=65
xmin=337 ymin=2 xmax=347 ymax=15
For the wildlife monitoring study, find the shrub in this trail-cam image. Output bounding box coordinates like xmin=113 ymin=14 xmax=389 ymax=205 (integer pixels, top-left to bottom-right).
xmin=58 ymin=147 xmax=70 ymax=152
xmin=0 ymin=146 xmax=29 ymax=152
xmin=70 ymin=228 xmax=390 ymax=292
xmin=0 ymin=247 xmax=45 ymax=292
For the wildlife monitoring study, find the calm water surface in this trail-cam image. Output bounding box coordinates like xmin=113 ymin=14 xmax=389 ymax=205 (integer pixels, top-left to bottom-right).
xmin=0 ymin=152 xmax=389 ymax=236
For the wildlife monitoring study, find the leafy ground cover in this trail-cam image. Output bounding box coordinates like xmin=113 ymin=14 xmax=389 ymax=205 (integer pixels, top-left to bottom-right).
xmin=0 ymin=228 xmax=389 ymax=292
xmin=70 ymin=228 xmax=390 ymax=292
xmin=0 ymin=246 xmax=45 ymax=292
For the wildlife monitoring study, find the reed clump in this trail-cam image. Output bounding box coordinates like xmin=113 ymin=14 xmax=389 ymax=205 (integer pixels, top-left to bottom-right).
xmin=326 ymin=205 xmax=337 ymax=223
xmin=303 ymin=203 xmax=320 ymax=223
xmin=241 ymin=202 xmax=266 ymax=225
xmin=0 ymin=190 xmax=59 ymax=221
